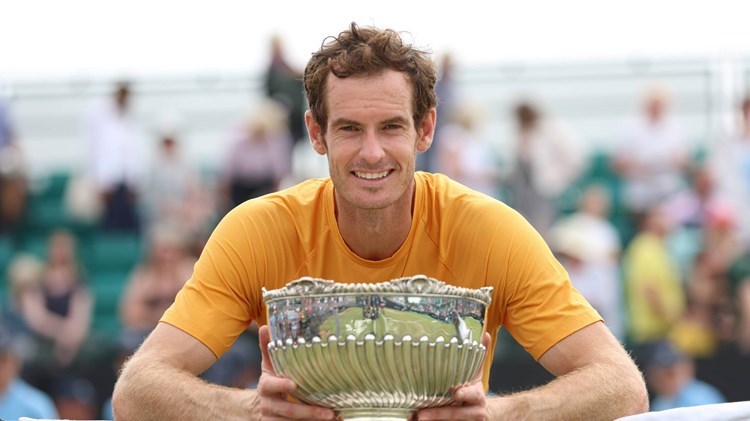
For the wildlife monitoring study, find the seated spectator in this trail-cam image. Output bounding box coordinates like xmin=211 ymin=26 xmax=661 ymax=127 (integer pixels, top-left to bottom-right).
xmin=646 ymin=339 xmax=725 ymax=411
xmin=669 ymin=250 xmax=727 ymax=358
xmin=4 ymin=253 xmax=45 ymax=339
xmin=612 ymin=84 xmax=690 ymax=229
xmin=708 ymin=95 xmax=750 ymax=246
xmin=670 ymin=205 xmax=743 ymax=357
xmin=219 ymin=98 xmax=292 ymax=213
xmin=119 ymin=225 xmax=193 ymax=340
xmin=18 ymin=229 xmax=96 ymax=419
xmin=433 ymin=100 xmax=499 ymax=198
xmin=0 ymin=323 xmax=58 ymax=419
xmin=730 ymin=252 xmax=750 ymax=354
xmin=664 ymin=165 xmax=725 ymax=231
xmin=550 ymin=184 xmax=624 ymax=340
xmin=141 ymin=115 xmax=215 ymax=252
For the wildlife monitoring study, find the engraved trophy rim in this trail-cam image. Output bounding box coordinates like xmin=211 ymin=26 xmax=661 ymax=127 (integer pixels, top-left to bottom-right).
xmin=262 ymin=274 xmax=493 ymax=305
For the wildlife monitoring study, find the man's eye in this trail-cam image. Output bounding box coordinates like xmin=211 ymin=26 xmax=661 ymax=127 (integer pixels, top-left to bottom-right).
xmin=340 ymin=126 xmax=358 ymax=132
xmin=383 ymin=124 xmax=402 ymax=130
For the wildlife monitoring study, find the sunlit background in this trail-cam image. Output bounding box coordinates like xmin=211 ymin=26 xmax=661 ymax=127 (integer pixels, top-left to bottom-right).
xmin=1 ymin=0 xmax=750 ymax=418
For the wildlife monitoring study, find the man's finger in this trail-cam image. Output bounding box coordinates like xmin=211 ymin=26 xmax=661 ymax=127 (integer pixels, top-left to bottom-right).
xmin=481 ymin=331 xmax=491 ymax=349
xmin=454 ymin=383 xmax=486 ymax=405
xmin=469 ymin=331 xmax=492 ymax=383
xmin=257 ymin=372 xmax=297 ymax=397
xmin=258 ymin=325 xmax=277 ymax=374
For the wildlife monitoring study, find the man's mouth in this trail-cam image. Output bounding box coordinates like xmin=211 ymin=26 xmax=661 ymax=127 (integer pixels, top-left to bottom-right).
xmin=354 ymin=170 xmax=390 ymax=180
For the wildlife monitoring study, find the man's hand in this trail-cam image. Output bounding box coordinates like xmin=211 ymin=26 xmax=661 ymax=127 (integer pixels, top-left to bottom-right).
xmin=414 ymin=332 xmax=495 ymax=421
xmin=257 ymin=325 xmax=337 ymax=420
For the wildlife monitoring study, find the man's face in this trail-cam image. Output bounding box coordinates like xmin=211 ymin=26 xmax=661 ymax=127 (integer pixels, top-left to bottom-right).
xmin=306 ymin=70 xmax=435 ymax=211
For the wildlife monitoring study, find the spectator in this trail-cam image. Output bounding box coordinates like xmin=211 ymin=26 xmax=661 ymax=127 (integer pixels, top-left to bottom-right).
xmin=0 ymin=323 xmax=58 ymax=420
xmin=220 ymin=98 xmax=292 ymax=213
xmin=419 ymin=51 xmax=456 ymax=172
xmin=0 ymin=98 xmax=28 ymax=236
xmin=18 ymin=229 xmax=96 ymax=419
xmin=119 ymin=225 xmax=193 ymax=340
xmin=433 ymin=100 xmax=498 ymax=197
xmin=690 ymin=252 xmax=750 ymax=403
xmin=141 ymin=114 xmax=215 ymax=246
xmin=84 ymin=81 xmax=144 ymax=233
xmin=264 ymin=34 xmax=306 ymax=145
xmin=0 ymin=98 xmax=13 ymax=151
xmin=612 ymin=84 xmax=690 ymax=229
xmin=709 ymin=95 xmax=750 ymax=246
xmin=663 ymin=165 xmax=731 ymax=282
xmin=505 ymin=99 xmax=587 ymax=239
xmin=730 ymin=252 xmax=750 ymax=354
xmin=4 ymin=253 xmax=44 ymax=340
xmin=623 ymin=203 xmax=686 ymax=360
xmin=549 ymin=184 xmax=625 ymax=340
xmin=646 ymin=339 xmax=725 ymax=411
xmin=435 ymin=52 xmax=457 ymax=137
xmin=664 ymin=165 xmax=726 ymax=231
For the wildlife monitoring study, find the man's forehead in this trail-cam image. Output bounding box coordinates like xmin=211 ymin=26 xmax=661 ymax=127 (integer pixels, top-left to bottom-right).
xmin=326 ymin=70 xmax=412 ymax=97
xmin=325 ymin=71 xmax=413 ymax=118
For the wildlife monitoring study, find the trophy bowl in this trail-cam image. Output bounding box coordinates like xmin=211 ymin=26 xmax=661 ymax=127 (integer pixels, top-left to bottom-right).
xmin=262 ymin=275 xmax=493 ymax=421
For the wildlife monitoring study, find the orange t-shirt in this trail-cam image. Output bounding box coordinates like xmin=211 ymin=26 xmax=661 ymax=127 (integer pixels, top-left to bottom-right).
xmin=162 ymin=172 xmax=601 ymax=388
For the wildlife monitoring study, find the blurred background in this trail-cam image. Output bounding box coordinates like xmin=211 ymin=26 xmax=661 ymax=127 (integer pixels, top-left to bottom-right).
xmin=2 ymin=0 xmax=750 ymax=418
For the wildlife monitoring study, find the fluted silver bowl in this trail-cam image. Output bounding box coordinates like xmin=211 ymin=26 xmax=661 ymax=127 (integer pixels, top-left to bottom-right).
xmin=262 ymin=275 xmax=493 ymax=421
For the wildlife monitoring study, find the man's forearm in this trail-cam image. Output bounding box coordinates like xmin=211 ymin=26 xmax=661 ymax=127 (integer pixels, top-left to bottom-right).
xmin=489 ymin=360 xmax=648 ymax=420
xmin=113 ymin=355 xmax=259 ymax=420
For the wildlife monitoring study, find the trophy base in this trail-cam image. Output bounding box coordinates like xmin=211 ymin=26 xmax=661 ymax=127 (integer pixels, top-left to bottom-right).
xmin=339 ymin=408 xmax=411 ymax=421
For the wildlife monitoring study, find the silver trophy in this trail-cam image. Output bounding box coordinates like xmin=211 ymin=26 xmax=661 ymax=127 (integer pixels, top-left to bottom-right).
xmin=262 ymin=275 xmax=493 ymax=421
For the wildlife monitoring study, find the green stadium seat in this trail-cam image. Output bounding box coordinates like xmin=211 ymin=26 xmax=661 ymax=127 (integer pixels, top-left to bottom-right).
xmin=91 ymin=314 xmax=121 ymax=337
xmin=34 ymin=171 xmax=71 ymax=202
xmin=0 ymin=235 xmax=13 ymax=268
xmin=17 ymin=233 xmax=48 ymax=260
xmin=84 ymin=233 xmax=143 ymax=274
xmin=88 ymin=271 xmax=129 ymax=337
xmin=25 ymin=196 xmax=69 ymax=233
xmin=0 ymin=235 xmax=12 ymax=305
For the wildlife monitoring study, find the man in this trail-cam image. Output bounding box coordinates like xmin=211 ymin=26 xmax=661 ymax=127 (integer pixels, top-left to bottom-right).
xmin=113 ymin=23 xmax=648 ymax=420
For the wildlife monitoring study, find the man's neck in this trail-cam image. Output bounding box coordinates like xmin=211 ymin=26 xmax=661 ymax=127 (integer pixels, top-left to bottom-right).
xmin=335 ymin=188 xmax=415 ymax=261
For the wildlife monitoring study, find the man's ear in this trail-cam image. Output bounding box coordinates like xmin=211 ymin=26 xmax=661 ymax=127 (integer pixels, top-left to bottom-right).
xmin=306 ymin=111 xmax=327 ymax=155
xmin=416 ymin=108 xmax=437 ymax=153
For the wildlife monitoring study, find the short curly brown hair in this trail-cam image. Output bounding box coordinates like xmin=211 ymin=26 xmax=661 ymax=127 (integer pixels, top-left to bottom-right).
xmin=303 ymin=22 xmax=437 ymax=134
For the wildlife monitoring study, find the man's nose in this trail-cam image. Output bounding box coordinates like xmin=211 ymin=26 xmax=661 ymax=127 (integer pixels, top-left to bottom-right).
xmin=359 ymin=130 xmax=386 ymax=162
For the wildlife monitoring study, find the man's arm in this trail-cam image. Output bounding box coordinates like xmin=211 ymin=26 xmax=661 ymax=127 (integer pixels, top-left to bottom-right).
xmin=499 ymin=321 xmax=647 ymax=420
xmin=112 ymin=322 xmax=337 ymax=420
xmin=112 ymin=322 xmax=257 ymax=420
xmin=419 ymin=322 xmax=648 ymax=420
xmin=492 ymin=321 xmax=648 ymax=419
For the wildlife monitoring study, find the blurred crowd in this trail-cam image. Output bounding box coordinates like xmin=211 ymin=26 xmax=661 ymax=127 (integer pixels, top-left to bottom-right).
xmin=1 ymin=39 xmax=750 ymax=418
